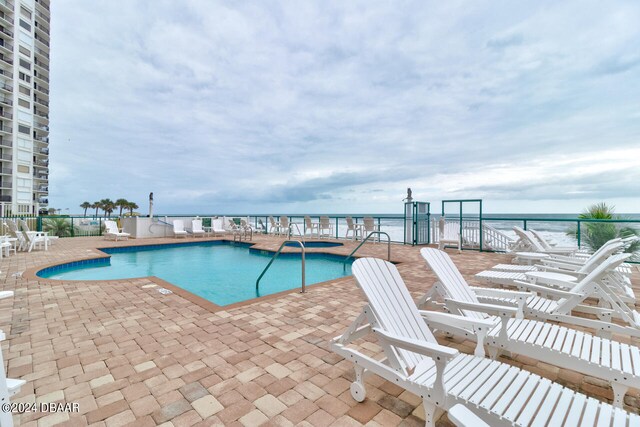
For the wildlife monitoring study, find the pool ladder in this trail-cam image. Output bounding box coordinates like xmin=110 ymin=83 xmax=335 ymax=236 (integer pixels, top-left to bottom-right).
xmin=256 ymin=240 xmax=306 ymax=294
xmin=343 ymin=231 xmax=392 ymax=266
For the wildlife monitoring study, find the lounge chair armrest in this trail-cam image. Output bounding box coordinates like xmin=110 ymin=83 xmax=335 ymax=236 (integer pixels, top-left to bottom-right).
xmin=541 ymin=260 xmax=582 ymax=271
xmin=418 ymin=310 xmax=494 ymax=329
xmin=443 ymin=298 xmax=518 ymax=318
xmin=537 ymin=265 xmax=584 ymax=277
xmin=513 ymin=280 xmax=581 ymax=298
xmin=372 ymin=328 xmax=458 ymax=360
xmin=469 ymin=286 xmax=533 ymax=300
xmin=547 ymin=255 xmax=583 ymax=265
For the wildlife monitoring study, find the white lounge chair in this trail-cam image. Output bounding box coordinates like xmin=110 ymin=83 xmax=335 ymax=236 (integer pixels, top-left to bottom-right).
xmin=19 ymin=218 xmax=54 ymax=248
xmin=362 ymin=217 xmax=379 ymax=242
xmin=419 ymin=248 xmax=640 ymax=338
xmin=104 ymin=220 xmax=131 ymax=241
xmin=20 ymin=228 xmax=48 ymax=252
xmin=345 ymin=216 xmax=362 ymax=241
xmin=172 ymin=220 xmax=188 ymax=238
xmin=191 ymin=219 xmax=205 ymax=238
xmin=304 ymin=216 xmax=319 ymax=238
xmin=529 ymin=229 xmax=585 ymax=256
xmin=420 ymin=247 xmax=640 ymax=407
xmin=240 ymin=219 xmax=253 ymax=241
xmin=331 ymin=257 xmax=638 ymax=426
xmin=318 ymin=216 xmax=333 ymax=239
xmin=438 ymin=217 xmax=461 ymax=252
xmin=476 ymin=241 xmax=634 ymax=302
xmin=268 ymin=216 xmax=281 ymax=235
xmin=279 ymin=216 xmax=291 ymax=237
xmin=512 ymin=226 xmax=576 ymax=256
xmin=208 ymin=218 xmax=226 ymax=236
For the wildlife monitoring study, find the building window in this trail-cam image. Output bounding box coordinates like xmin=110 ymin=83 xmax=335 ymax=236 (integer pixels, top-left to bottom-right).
xmin=18 ymin=99 xmax=30 ymax=108
xmin=19 ymin=72 xmax=31 ymax=83
xmin=17 ymin=178 xmax=31 ymax=188
xmin=19 ymin=20 xmax=31 ymax=32
xmin=20 ymin=6 xmax=32 ymax=19
xmin=17 ymin=137 xmax=31 ymax=149
xmin=18 ymin=124 xmax=30 ymax=134
xmin=17 ymin=191 xmax=31 ymax=202
xmin=19 ymin=59 xmax=31 ymax=70
xmin=19 ymin=45 xmax=31 ymax=56
xmin=19 ymin=85 xmax=30 ymax=96
xmin=17 ymin=165 xmax=30 ymax=173
xmin=17 ymin=150 xmax=31 ymax=162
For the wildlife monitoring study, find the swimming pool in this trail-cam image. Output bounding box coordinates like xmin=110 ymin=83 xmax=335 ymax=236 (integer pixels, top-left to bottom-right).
xmin=37 ymin=241 xmax=352 ymax=306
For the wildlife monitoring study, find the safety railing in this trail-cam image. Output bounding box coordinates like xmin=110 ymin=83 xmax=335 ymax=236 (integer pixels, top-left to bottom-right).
xmin=343 ymin=231 xmax=391 ymax=265
xmin=255 ymin=240 xmax=306 ymax=294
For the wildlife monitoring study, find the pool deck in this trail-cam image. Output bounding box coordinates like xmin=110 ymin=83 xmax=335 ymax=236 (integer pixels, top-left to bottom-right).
xmin=1 ymin=235 xmax=639 ymax=426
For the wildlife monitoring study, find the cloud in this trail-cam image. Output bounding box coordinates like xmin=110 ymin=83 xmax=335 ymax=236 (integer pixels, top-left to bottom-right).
xmin=49 ymin=1 xmax=640 ymax=214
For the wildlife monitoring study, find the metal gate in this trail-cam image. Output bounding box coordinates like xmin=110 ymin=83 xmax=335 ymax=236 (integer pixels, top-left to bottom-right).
xmin=404 ymin=201 xmax=430 ymax=245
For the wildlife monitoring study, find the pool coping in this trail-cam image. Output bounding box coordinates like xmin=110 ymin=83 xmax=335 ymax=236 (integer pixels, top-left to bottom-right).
xmin=22 ymin=238 xmax=361 ymax=313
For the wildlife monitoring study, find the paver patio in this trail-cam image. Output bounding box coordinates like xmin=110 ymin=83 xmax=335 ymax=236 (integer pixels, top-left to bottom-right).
xmin=0 ymin=235 xmax=638 ymax=426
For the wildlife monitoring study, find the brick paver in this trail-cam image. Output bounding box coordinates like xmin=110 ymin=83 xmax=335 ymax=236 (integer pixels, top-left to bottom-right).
xmin=0 ymin=234 xmax=638 ymax=425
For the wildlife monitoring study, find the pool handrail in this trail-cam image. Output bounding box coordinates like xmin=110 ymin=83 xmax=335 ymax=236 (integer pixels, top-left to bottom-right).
xmin=255 ymin=240 xmax=306 ymax=294
xmin=343 ymin=231 xmax=391 ymax=265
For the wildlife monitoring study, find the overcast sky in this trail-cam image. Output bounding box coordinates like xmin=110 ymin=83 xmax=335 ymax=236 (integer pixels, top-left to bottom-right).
xmin=49 ymin=1 xmax=640 ymax=215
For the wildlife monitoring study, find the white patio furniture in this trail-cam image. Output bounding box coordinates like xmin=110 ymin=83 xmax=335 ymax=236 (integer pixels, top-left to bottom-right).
xmin=172 ymin=220 xmax=188 ymax=238
xmin=330 ymin=257 xmax=638 ymax=426
xmin=421 ymin=247 xmax=640 ymax=407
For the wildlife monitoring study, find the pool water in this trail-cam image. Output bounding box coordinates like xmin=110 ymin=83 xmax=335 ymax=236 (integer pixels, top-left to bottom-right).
xmin=38 ymin=241 xmax=352 ymax=306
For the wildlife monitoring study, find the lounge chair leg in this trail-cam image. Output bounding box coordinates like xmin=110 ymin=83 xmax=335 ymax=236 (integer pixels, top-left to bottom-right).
xmin=611 ymin=382 xmax=629 ymax=408
xmin=422 ymin=400 xmax=442 ymax=427
xmin=350 ymin=365 xmax=367 ymax=402
xmin=488 ymin=346 xmax=501 ymax=359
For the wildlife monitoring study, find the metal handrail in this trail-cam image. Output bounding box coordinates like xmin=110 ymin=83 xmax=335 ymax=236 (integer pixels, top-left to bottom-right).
xmin=343 ymin=231 xmax=391 ymax=265
xmin=256 ymin=240 xmax=306 ymax=294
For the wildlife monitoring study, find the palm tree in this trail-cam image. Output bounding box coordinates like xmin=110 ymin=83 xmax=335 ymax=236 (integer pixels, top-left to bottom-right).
xmin=80 ymin=201 xmax=91 ymax=217
xmin=569 ymin=202 xmax=639 ymax=253
xmin=100 ymin=199 xmax=115 ymax=217
xmin=42 ymin=217 xmax=73 ymax=237
xmin=115 ymin=198 xmax=129 ymax=217
xmin=126 ymin=201 xmax=139 ymax=216
xmin=93 ymin=201 xmax=101 ymax=217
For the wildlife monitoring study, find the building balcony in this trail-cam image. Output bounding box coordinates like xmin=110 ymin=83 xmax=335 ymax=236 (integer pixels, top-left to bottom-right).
xmin=35 ymin=0 xmax=50 ymax=12
xmin=0 ymin=125 xmax=11 ymax=134
xmin=0 ymin=181 xmax=11 ymax=189
xmin=0 ymin=195 xmax=11 ymax=202
xmin=0 ymin=153 xmax=11 ymax=161
xmin=34 ymin=45 xmax=49 ymax=61
xmin=34 ymin=98 xmax=49 ymax=110
xmin=34 ymin=73 xmax=50 ymax=85
xmin=0 ymin=167 xmax=11 ymax=175
xmin=35 ymin=136 xmax=48 ymax=143
xmin=0 ymin=39 xmax=12 ymax=55
xmin=34 ymin=174 xmax=48 ymax=180
xmin=37 ymin=197 xmax=48 ymax=204
xmin=0 ymin=54 xmax=12 ymax=67
xmin=0 ymin=111 xmax=10 ymax=120
xmin=34 ymin=84 xmax=49 ymax=96
xmin=35 ymin=21 xmax=50 ymax=36
xmin=0 ymin=25 xmax=12 ymax=38
xmin=40 ymin=147 xmax=49 ymax=155
xmin=0 ymin=81 xmax=11 ymax=93
xmin=0 ymin=96 xmax=12 ymax=106
xmin=0 ymin=0 xmax=14 ymax=14
xmin=35 ymin=8 xmax=49 ymax=23
xmin=0 ymin=138 xmax=11 ymax=147
xmin=34 ymin=34 xmax=49 ymax=48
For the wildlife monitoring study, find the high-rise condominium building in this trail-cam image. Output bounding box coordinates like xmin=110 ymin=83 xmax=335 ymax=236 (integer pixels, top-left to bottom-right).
xmin=0 ymin=0 xmax=50 ymax=216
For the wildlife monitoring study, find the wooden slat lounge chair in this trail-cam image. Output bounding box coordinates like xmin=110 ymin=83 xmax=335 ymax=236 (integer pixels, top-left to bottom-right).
xmin=419 ymin=248 xmax=640 ymax=336
xmin=420 ymin=247 xmax=640 ymax=407
xmin=104 ymin=220 xmax=131 ymax=241
xmin=330 ymin=257 xmax=639 ymax=426
xmin=191 ymin=219 xmax=205 ymax=238
xmin=476 ymin=241 xmax=634 ymax=303
xmin=172 ymin=220 xmax=188 ymax=238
